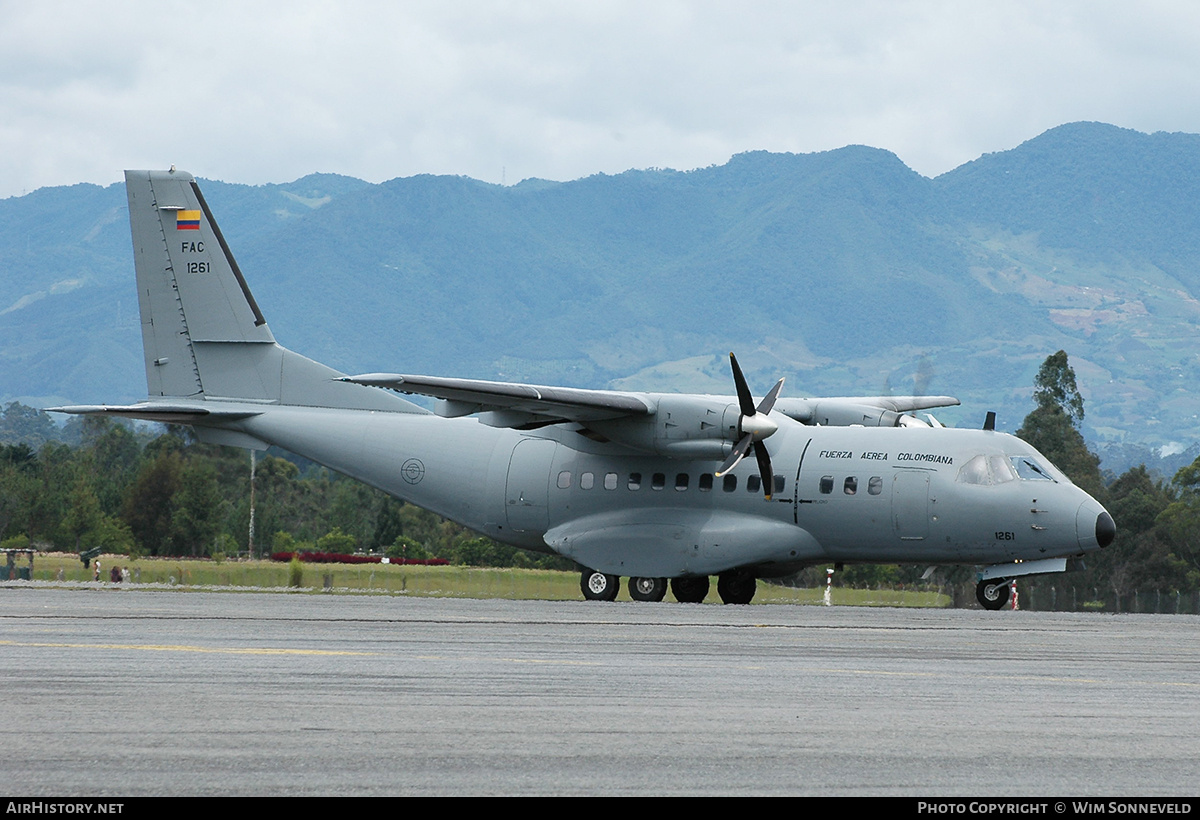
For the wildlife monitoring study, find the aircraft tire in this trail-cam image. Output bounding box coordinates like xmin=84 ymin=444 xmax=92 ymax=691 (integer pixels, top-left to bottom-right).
xmin=629 ymin=576 xmax=667 ymax=602
xmin=670 ymin=576 xmax=710 ymax=604
xmin=976 ymin=579 xmax=1011 ymax=610
xmin=716 ymin=570 xmax=756 ymax=605
xmin=581 ymin=570 xmax=620 ymax=602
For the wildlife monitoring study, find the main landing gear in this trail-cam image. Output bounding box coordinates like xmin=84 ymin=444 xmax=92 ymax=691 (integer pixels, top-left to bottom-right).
xmin=716 ymin=569 xmax=757 ymax=605
xmin=629 ymin=576 xmax=668 ymax=602
xmin=976 ymin=578 xmax=1011 ymax=610
xmin=670 ymin=576 xmax=709 ymax=603
xmin=581 ymin=570 xmax=620 ymax=601
xmin=579 ymin=569 xmax=755 ymax=604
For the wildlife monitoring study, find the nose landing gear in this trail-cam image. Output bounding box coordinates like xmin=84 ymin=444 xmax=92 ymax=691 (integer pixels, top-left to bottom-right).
xmin=976 ymin=578 xmax=1011 ymax=610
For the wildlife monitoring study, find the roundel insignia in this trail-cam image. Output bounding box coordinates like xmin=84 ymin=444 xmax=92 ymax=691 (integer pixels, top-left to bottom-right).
xmin=401 ymin=458 xmax=425 ymax=485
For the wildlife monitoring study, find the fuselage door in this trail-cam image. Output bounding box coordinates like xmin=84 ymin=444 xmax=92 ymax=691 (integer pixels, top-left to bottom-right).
xmin=505 ymin=438 xmax=557 ymax=532
xmin=792 ymin=437 xmax=813 ymax=524
xmin=892 ymin=470 xmax=930 ymax=541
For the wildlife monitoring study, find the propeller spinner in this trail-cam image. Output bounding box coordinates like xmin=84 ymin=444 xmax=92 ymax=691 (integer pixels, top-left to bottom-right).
xmin=715 ymin=353 xmax=784 ymax=500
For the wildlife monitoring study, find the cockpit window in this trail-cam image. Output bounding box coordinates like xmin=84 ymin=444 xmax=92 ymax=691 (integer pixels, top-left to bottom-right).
xmin=957 ymin=454 xmax=991 ymax=485
xmin=1010 ymin=456 xmax=1054 ymax=481
xmin=990 ymin=456 xmax=1017 ymax=484
xmin=958 ymin=453 xmax=1031 ymax=486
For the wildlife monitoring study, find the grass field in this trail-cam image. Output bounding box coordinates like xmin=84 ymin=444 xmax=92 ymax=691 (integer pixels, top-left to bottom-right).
xmin=10 ymin=552 xmax=952 ymax=607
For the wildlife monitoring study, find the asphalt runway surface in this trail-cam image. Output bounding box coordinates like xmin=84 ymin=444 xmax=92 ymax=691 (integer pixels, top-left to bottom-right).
xmin=1 ymin=587 xmax=1198 ymax=796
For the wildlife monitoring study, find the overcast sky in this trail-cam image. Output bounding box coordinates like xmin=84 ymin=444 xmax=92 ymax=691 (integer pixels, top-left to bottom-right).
xmin=3 ymin=0 xmax=1200 ymax=199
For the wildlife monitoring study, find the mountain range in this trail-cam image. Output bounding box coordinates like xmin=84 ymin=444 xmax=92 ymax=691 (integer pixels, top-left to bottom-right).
xmin=3 ymin=121 xmax=1199 ymax=468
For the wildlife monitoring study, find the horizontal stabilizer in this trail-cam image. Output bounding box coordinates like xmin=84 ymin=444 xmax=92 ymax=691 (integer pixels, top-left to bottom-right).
xmin=47 ymin=402 xmax=262 ymax=424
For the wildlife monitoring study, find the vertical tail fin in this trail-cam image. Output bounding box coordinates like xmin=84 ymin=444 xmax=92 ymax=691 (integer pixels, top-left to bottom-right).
xmin=126 ymin=169 xmax=274 ymax=399
xmin=126 ymin=169 xmax=417 ymax=412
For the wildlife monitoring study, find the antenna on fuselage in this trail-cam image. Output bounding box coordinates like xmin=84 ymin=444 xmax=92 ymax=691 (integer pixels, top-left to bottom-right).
xmin=983 ymin=411 xmax=996 ymax=431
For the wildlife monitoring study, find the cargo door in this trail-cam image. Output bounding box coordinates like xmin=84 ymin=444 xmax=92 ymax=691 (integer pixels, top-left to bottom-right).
xmin=505 ymin=439 xmax=557 ymax=532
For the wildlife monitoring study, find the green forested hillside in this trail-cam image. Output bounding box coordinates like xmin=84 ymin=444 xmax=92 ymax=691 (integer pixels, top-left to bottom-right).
xmin=3 ymin=122 xmax=1200 ymax=455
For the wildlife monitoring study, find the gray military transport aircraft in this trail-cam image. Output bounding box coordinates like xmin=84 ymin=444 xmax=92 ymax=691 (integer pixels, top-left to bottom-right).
xmin=51 ymin=169 xmax=1115 ymax=607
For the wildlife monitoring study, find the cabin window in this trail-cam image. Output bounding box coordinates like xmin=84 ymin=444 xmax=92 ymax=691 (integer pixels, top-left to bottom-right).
xmin=652 ymin=473 xmax=666 ymax=490
xmin=699 ymin=473 xmax=713 ymax=492
xmin=774 ymin=475 xmax=785 ymax=494
xmin=580 ymin=472 xmax=594 ymax=490
xmin=747 ymin=475 xmax=761 ymax=493
xmin=605 ymin=472 xmax=618 ymax=490
xmin=723 ymin=474 xmax=737 ymax=492
xmin=819 ymin=475 xmax=834 ymax=494
xmin=675 ymin=473 xmax=689 ymax=491
xmin=557 ymin=471 xmax=572 ymax=489
xmin=628 ymin=472 xmax=642 ymax=490
xmin=844 ymin=476 xmax=858 ymax=495
xmin=868 ymin=476 xmax=883 ymax=495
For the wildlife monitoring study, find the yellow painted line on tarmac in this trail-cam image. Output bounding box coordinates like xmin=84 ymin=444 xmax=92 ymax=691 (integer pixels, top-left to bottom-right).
xmin=499 ymin=657 xmax=602 ymax=666
xmin=814 ymin=666 xmax=1200 ymax=688
xmin=0 ymin=639 xmax=376 ymax=656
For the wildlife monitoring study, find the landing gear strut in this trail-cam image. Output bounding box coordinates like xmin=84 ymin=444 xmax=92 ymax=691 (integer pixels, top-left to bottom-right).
xmin=717 ymin=569 xmax=756 ymax=605
xmin=976 ymin=578 xmax=1011 ymax=610
xmin=581 ymin=569 xmax=620 ymax=601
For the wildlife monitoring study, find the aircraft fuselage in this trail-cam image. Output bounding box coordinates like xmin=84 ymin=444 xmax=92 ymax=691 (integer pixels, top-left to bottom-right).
xmin=234 ymin=405 xmax=1108 ymax=580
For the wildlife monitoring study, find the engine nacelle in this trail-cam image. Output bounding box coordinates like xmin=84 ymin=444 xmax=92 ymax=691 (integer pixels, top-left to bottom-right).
xmin=775 ymin=398 xmax=905 ymax=428
xmin=585 ymin=395 xmax=740 ymax=459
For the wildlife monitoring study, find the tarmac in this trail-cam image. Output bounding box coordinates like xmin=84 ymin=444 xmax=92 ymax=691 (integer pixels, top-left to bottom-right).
xmin=2 ymin=586 xmax=1198 ymax=796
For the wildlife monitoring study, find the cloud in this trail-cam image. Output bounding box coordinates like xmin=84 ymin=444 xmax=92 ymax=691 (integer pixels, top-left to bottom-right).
xmin=3 ymin=0 xmax=1200 ymax=198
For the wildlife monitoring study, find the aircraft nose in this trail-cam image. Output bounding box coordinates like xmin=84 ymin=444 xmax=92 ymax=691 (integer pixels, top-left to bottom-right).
xmin=1095 ymin=510 xmax=1116 ymax=548
xmin=1077 ymin=500 xmax=1116 ymax=550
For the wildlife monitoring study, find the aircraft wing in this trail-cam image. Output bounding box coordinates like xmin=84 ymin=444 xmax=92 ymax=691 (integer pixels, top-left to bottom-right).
xmin=47 ymin=402 xmax=263 ymax=424
xmin=344 ymin=373 xmax=654 ymax=426
xmin=854 ymin=395 xmax=960 ymax=413
xmin=346 ymin=373 xmax=959 ymax=430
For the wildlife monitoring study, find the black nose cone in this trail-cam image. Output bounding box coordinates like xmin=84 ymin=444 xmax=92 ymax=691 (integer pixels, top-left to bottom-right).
xmin=1096 ymin=511 xmax=1116 ymax=548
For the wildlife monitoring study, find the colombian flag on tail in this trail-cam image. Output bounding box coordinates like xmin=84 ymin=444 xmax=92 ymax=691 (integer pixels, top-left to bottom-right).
xmin=176 ymin=210 xmax=201 ymax=230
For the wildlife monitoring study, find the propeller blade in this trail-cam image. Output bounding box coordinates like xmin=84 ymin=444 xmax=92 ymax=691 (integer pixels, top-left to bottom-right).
xmin=753 ymin=441 xmax=774 ymax=501
xmin=716 ymin=433 xmax=752 ymax=477
xmin=729 ymin=353 xmax=757 ymax=417
xmin=757 ymin=377 xmax=785 ymax=415
xmin=722 ymin=351 xmax=785 ymax=498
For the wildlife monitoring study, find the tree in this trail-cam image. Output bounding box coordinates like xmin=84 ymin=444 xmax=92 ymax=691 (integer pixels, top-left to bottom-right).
xmin=1031 ymin=350 xmax=1086 ymax=423
xmin=1082 ymin=465 xmax=1174 ymax=598
xmin=123 ymin=449 xmax=183 ymax=554
xmin=62 ymin=471 xmax=102 ymax=551
xmin=0 ymin=402 xmax=60 ymax=448
xmin=1145 ymin=459 xmax=1200 ymax=592
xmin=0 ymin=446 xmax=39 ymax=540
xmin=170 ymin=457 xmax=224 ymax=556
xmin=1016 ymin=350 xmax=1102 ymax=497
